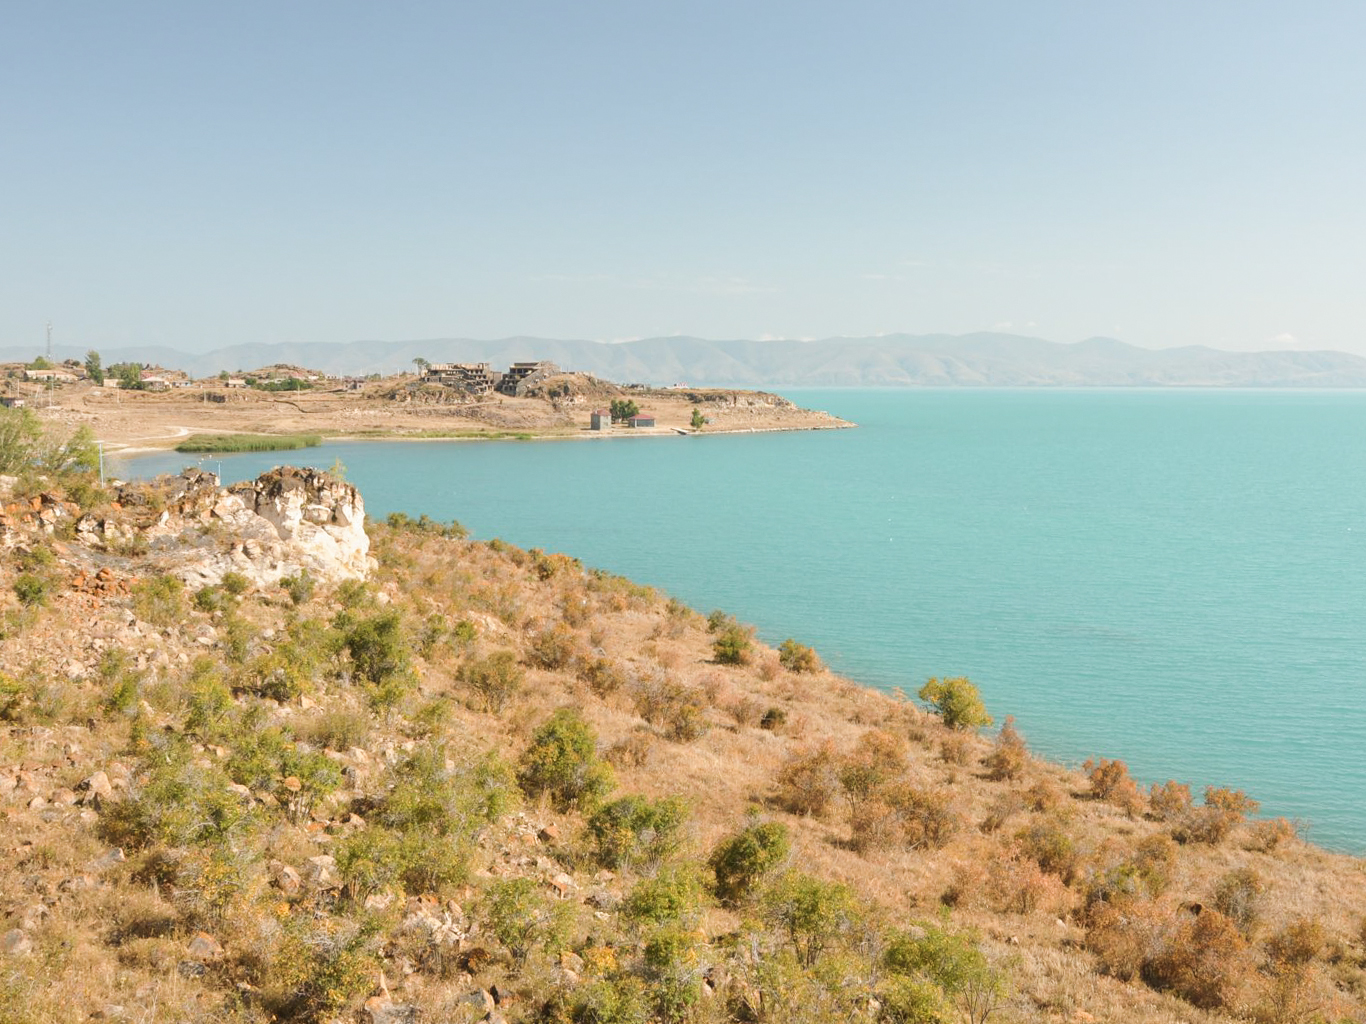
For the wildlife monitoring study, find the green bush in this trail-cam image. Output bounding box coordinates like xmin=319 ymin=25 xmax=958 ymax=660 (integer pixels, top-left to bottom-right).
xmin=100 ymin=739 xmax=252 ymax=849
xmin=586 ymin=794 xmax=689 ymax=870
xmin=884 ymin=924 xmax=1005 ymax=1024
xmin=762 ymin=872 xmax=860 ymax=967
xmin=280 ymin=570 xmax=316 ymax=606
xmin=622 ymin=866 xmax=708 ymax=926
xmin=706 ymin=609 xmax=735 ymax=633
xmin=709 ymin=820 xmax=791 ymax=906
xmin=268 ymin=920 xmax=377 ymax=1023
xmin=13 ymin=573 xmax=49 ymax=607
xmin=517 ymin=708 xmax=615 ymax=811
xmin=131 ymin=574 xmax=184 ymax=626
xmin=482 ymin=877 xmax=572 ymax=963
xmin=221 ymin=571 xmax=251 ymax=596
xmin=918 ymin=676 xmax=992 ymax=731
xmin=193 ymin=584 xmax=225 ymax=612
xmin=337 ymin=745 xmax=518 ymax=896
xmin=713 ymin=623 xmax=755 ymax=665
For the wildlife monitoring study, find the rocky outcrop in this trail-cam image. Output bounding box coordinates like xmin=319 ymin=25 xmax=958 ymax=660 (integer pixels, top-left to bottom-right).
xmin=64 ymin=466 xmax=372 ymax=588
xmin=181 ymin=467 xmax=371 ymax=587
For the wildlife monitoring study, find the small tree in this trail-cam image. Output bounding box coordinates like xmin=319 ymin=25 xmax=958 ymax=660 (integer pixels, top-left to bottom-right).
xmin=690 ymin=407 xmax=705 ymax=430
xmin=413 ymin=356 xmax=430 ymax=374
xmin=709 ymin=819 xmax=790 ymax=906
xmin=84 ymin=350 xmax=104 ymax=385
xmin=610 ymin=398 xmax=640 ymax=423
xmin=778 ymin=638 xmax=822 ymax=673
xmin=918 ymin=676 xmax=992 ymax=731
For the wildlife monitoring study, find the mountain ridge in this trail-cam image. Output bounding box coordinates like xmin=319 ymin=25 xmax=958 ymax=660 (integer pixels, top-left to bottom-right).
xmin=6 ymin=332 xmax=1366 ymax=387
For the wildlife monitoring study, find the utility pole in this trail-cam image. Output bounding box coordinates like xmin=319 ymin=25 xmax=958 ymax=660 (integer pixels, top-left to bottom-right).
xmin=46 ymin=321 xmax=52 ymax=362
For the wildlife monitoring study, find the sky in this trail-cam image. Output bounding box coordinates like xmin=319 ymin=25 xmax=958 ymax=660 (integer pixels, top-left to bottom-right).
xmin=2 ymin=2 xmax=1365 ymax=355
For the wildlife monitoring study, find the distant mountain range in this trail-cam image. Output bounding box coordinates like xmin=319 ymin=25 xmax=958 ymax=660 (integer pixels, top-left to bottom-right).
xmin=7 ymin=333 xmax=1366 ymax=388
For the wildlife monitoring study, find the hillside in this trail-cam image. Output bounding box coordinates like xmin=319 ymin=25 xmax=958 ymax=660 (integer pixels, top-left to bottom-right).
xmin=8 ymin=333 xmax=1366 ymax=388
xmin=1 ymin=459 xmax=1365 ymax=1024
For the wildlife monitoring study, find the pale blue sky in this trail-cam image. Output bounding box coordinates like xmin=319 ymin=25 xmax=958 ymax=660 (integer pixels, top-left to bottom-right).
xmin=3 ymin=2 xmax=1364 ymax=353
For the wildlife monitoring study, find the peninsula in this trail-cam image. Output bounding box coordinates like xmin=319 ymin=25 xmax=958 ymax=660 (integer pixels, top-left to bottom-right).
xmin=1 ymin=357 xmax=851 ymax=454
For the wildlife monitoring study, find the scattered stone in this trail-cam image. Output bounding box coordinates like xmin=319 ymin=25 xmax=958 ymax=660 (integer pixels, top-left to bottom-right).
xmin=304 ymin=854 xmax=339 ymax=889
xmin=80 ymin=771 xmax=113 ymax=804
xmin=186 ymin=932 xmax=224 ymax=959
xmin=177 ymin=960 xmax=206 ymax=978
xmin=457 ymin=990 xmax=494 ymax=1014
xmin=90 ymin=847 xmax=126 ymax=872
xmin=536 ymin=824 xmax=560 ymax=843
xmin=1 ymin=929 xmax=32 ymax=956
xmin=272 ymin=862 xmax=302 ymax=895
xmin=49 ymin=788 xmax=78 ymax=807
xmin=365 ymin=1000 xmax=418 ymax=1024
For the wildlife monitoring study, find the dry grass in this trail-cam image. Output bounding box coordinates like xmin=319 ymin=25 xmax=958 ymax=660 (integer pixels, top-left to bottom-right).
xmin=0 ymin=506 xmax=1364 ymax=1024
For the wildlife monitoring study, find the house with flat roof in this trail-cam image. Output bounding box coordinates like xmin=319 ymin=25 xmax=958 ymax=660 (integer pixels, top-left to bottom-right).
xmin=627 ymin=414 xmax=656 ymax=428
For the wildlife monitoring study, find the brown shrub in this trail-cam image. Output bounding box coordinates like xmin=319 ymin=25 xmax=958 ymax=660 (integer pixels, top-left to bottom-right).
xmin=605 ymin=731 xmax=655 ymax=769
xmin=1147 ymin=909 xmax=1256 ymax=1010
xmin=559 ymin=592 xmax=591 ymax=628
xmin=1131 ymin=833 xmax=1178 ymax=896
xmin=728 ymin=696 xmax=765 ymax=728
xmin=1206 ymin=786 xmax=1260 ymax=818
xmin=1171 ymin=806 xmax=1241 ymax=845
xmin=1086 ymin=896 xmax=1180 ymax=983
xmin=848 ymin=796 xmax=904 ymax=855
xmin=578 ymin=657 xmax=627 ymax=698
xmin=940 ymin=732 xmax=972 ymax=766
xmin=1212 ymin=868 xmax=1265 ymax=935
xmin=976 ymin=851 xmax=1069 ymax=914
xmin=632 ymin=677 xmax=708 ymax=742
xmin=889 ymin=783 xmax=962 ymax=851
xmin=1084 ymin=757 xmax=1145 ymax=816
xmin=1025 ymin=777 xmax=1065 ymax=813
xmin=1265 ymin=918 xmax=1326 ymax=969
xmin=526 ymin=623 xmax=582 ymax=670
xmin=979 ymin=790 xmax=1026 ymax=834
xmin=1246 ymin=816 xmax=1299 ymax=853
xmin=982 ymin=715 xmax=1027 ymax=781
xmin=838 ymin=729 xmax=909 ymax=805
xmin=848 ymin=782 xmax=961 ymax=853
xmin=756 ymin=654 xmax=781 ymax=681
xmin=1148 ymin=780 xmax=1193 ymax=821
xmin=775 ymin=742 xmax=841 ymax=817
xmin=1014 ymin=816 xmax=1081 ymax=883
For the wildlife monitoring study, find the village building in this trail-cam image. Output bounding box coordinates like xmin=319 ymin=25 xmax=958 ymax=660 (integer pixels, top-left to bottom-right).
xmin=497 ymin=361 xmax=560 ymax=396
xmin=0 ymin=396 xmax=25 ymax=408
xmin=25 ymin=367 xmax=77 ymax=383
xmin=627 ymin=414 xmax=656 ymax=428
xmin=590 ymin=409 xmax=611 ymax=431
xmin=422 ymin=362 xmax=503 ymax=394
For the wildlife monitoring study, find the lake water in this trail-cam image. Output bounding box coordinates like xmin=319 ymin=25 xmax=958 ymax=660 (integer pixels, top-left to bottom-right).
xmin=117 ymin=389 xmax=1366 ymax=852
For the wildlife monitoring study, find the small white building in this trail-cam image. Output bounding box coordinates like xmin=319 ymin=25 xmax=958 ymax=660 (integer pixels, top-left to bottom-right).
xmin=25 ymin=368 xmax=77 ymax=383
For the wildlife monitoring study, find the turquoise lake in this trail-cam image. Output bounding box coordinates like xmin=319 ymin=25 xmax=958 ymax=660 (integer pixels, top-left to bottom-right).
xmin=117 ymin=389 xmax=1366 ymax=852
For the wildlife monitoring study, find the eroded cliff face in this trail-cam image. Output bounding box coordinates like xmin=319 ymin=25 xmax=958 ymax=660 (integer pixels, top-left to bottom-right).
xmin=4 ymin=467 xmax=374 ymax=589
xmin=156 ymin=467 xmax=371 ymax=587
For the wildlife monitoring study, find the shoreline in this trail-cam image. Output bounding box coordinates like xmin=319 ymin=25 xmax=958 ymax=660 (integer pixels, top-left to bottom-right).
xmin=107 ymin=419 xmax=856 ymax=459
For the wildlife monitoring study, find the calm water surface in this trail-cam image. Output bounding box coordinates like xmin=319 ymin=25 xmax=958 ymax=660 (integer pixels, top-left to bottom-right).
xmin=119 ymin=390 xmax=1366 ymax=851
